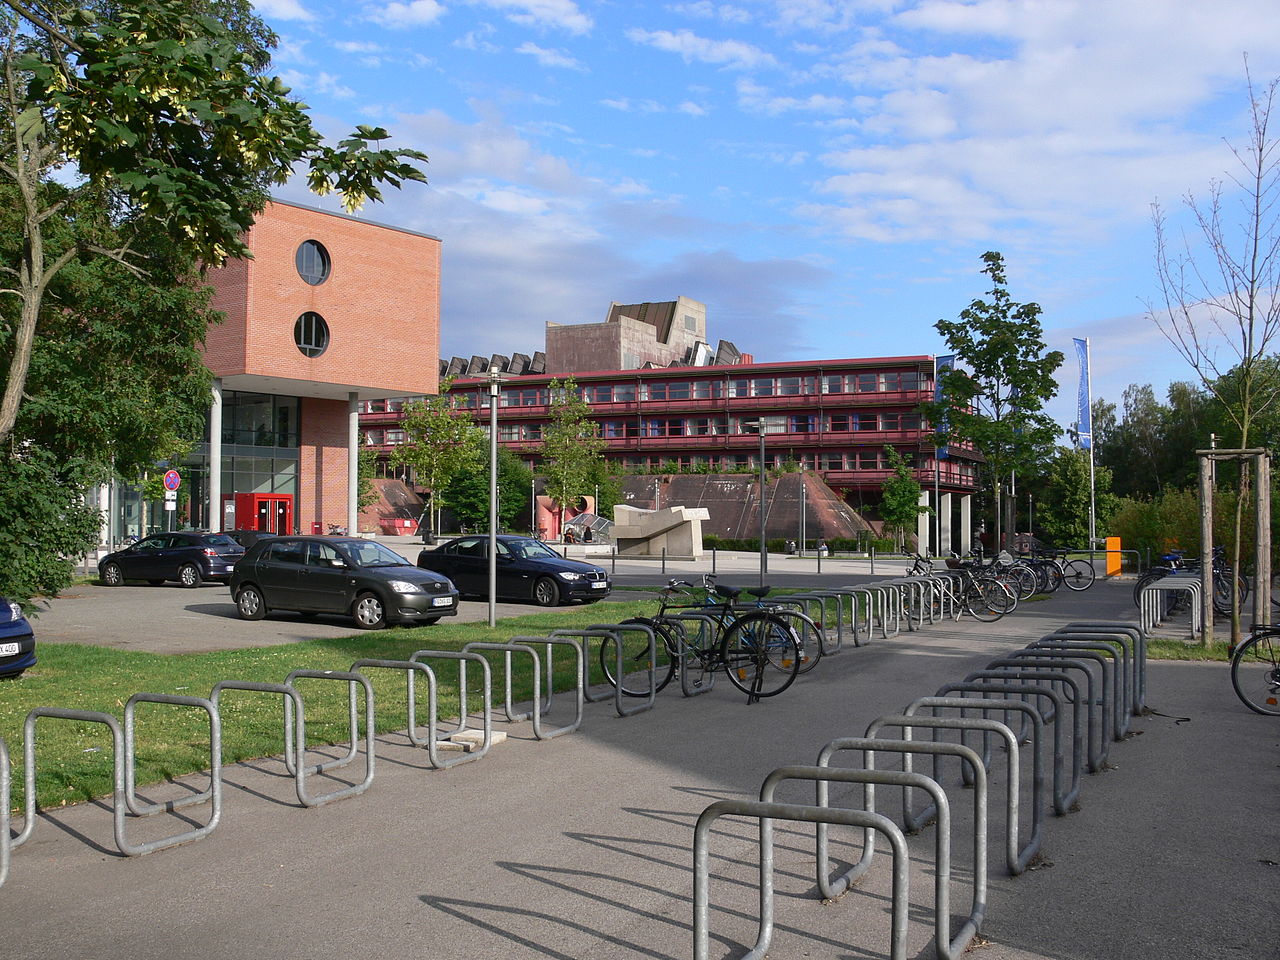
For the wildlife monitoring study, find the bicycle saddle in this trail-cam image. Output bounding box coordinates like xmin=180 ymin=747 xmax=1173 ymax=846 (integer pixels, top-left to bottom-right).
xmin=744 ymin=585 xmax=771 ymax=599
xmin=713 ymin=584 xmax=742 ymax=600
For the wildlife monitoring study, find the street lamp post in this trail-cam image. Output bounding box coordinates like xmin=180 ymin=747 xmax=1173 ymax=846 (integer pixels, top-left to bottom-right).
xmin=486 ymin=364 xmax=506 ymax=628
xmin=758 ymin=420 xmax=768 ymax=587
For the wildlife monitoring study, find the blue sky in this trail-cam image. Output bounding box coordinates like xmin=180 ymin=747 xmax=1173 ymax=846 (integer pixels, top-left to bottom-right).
xmin=256 ymin=0 xmax=1280 ymax=429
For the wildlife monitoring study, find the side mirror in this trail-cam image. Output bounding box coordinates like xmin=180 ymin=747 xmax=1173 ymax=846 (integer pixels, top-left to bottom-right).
xmin=329 ymin=558 xmax=347 ymax=568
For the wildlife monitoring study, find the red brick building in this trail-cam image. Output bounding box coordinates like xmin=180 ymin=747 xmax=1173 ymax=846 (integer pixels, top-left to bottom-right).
xmin=361 ymin=355 xmax=980 ymax=552
xmin=186 ymin=199 xmax=440 ymax=534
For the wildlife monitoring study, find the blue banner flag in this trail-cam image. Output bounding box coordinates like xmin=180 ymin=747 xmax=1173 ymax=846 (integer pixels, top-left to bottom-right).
xmin=1073 ymin=338 xmax=1092 ymax=450
xmin=935 ymin=355 xmax=956 ymax=460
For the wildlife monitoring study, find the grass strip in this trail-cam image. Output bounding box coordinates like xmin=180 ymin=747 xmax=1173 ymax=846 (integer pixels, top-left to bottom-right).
xmin=1 ymin=601 xmax=658 ymax=813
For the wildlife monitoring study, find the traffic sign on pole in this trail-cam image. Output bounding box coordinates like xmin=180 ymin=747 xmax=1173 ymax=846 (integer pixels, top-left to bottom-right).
xmin=163 ymin=470 xmax=181 ymax=491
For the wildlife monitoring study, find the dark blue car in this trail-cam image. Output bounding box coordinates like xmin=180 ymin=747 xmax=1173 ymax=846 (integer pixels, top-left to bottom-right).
xmin=417 ymin=534 xmax=611 ymax=605
xmin=0 ymin=599 xmax=36 ymax=678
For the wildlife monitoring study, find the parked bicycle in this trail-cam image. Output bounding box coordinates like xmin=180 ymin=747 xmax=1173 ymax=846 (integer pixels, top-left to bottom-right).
xmin=1230 ymin=624 xmax=1280 ymax=715
xmin=909 ymin=553 xmax=1016 ymax=622
xmin=600 ymin=576 xmax=805 ymax=701
xmin=1132 ymin=546 xmax=1247 ymax=617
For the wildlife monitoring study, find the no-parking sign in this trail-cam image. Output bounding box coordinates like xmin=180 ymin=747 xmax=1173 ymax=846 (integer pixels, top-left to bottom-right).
xmin=163 ymin=469 xmax=181 ymax=491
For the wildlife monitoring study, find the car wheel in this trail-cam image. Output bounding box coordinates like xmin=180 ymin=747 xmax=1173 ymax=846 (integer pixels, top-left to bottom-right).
xmin=236 ymin=585 xmax=267 ymax=621
xmin=533 ymin=577 xmax=560 ymax=607
xmin=178 ymin=563 xmax=203 ymax=588
xmin=101 ymin=562 xmax=124 ymax=587
xmin=353 ymin=592 xmax=388 ymax=629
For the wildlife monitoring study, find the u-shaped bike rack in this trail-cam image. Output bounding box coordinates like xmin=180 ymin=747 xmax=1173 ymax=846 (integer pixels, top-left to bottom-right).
xmin=693 ymin=797 xmax=910 ymax=960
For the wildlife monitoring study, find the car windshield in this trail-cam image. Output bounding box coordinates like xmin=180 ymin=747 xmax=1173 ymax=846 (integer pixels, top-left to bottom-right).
xmin=509 ymin=539 xmax=560 ymax=560
xmin=346 ymin=541 xmax=410 ymax=568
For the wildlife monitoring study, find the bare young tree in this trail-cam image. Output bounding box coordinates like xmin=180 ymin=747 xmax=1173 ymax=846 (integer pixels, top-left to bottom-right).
xmin=1148 ymin=64 xmax=1280 ymax=644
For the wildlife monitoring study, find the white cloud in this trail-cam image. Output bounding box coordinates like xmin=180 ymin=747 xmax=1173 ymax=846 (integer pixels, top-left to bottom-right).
xmin=627 ymin=28 xmax=779 ymax=70
xmin=368 ymin=0 xmax=446 ymax=28
xmin=735 ymin=77 xmax=846 ymax=115
xmin=678 ymin=100 xmax=709 ymax=116
xmin=470 ymin=0 xmax=593 ymax=35
xmin=516 ymin=42 xmax=585 ymax=70
xmin=600 ymin=98 xmax=667 ymax=114
xmin=278 ymin=69 xmax=358 ymax=100
xmin=335 ymin=40 xmax=385 ymax=53
xmin=672 ymin=2 xmax=754 ymax=24
xmin=254 ymin=0 xmax=314 ymax=21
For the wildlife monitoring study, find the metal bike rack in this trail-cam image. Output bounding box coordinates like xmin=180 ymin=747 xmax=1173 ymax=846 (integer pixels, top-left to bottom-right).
xmin=283 ymin=669 xmax=376 ymax=807
xmin=991 ymin=652 xmax=1109 ymax=772
xmin=461 ymin=641 xmax=581 ymax=740
xmin=409 ymin=649 xmax=493 ymax=763
xmin=121 ymin=693 xmax=223 ymax=851
xmin=904 ymin=697 xmax=1045 ymax=875
xmin=210 ymin=679 xmax=306 ymax=789
xmin=965 ymin=666 xmax=1089 ymax=785
xmin=693 ymin=797 xmax=910 ymax=960
xmin=883 ymin=578 xmax=930 ymax=631
xmin=1032 ymin=637 xmax=1130 ymax=739
xmin=589 ymin=622 xmax=658 ymax=715
xmin=12 ymin=708 xmax=151 ymax=857
xmin=1 ymin=738 xmax=11 ymax=888
xmin=865 ymin=715 xmax=1027 ymax=875
xmin=660 ymin=612 xmax=721 ymax=697
xmin=1056 ymin=622 xmax=1148 ymax=713
xmin=936 ymin=680 xmax=1078 ymax=815
xmin=827 ymin=588 xmax=872 ymax=646
xmin=510 ymin=635 xmax=585 ymax=736
xmin=350 ymin=659 xmax=473 ymax=770
xmin=776 ymin=763 xmax=982 ymax=960
xmin=1139 ymin=576 xmax=1202 ymax=638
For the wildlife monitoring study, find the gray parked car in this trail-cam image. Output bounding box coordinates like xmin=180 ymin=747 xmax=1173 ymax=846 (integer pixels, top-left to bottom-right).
xmin=231 ymin=536 xmax=459 ymax=629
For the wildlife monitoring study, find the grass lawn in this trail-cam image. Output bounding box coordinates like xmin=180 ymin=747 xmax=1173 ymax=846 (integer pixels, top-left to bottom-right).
xmin=1 ymin=600 xmax=659 ymax=813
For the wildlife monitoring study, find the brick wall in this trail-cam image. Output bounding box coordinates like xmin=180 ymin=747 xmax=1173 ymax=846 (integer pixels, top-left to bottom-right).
xmin=204 ymin=200 xmax=441 ymax=397
xmin=299 ymin=398 xmax=350 ymax=531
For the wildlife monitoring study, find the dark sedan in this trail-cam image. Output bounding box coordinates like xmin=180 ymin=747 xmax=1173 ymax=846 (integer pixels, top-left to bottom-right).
xmin=417 ymin=535 xmax=611 ymax=605
xmin=99 ymin=531 xmax=245 ymax=588
xmin=0 ymin=598 xmax=35 ymax=678
xmin=231 ymin=536 xmax=459 ymax=629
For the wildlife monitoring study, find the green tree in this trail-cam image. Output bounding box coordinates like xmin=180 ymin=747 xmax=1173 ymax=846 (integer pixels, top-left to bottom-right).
xmin=879 ymin=446 xmax=928 ymax=551
xmin=1149 ymin=68 xmax=1280 ymax=642
xmin=0 ymin=0 xmax=427 ymax=600
xmin=357 ymin=449 xmax=380 ymax=512
xmin=540 ymin=377 xmax=607 ymax=530
xmin=393 ymin=381 xmax=485 ymax=540
xmin=446 ymin=447 xmax=533 ymax=532
xmin=923 ymin=251 xmax=1064 ymax=549
xmin=1038 ymin=447 xmax=1118 ymax=547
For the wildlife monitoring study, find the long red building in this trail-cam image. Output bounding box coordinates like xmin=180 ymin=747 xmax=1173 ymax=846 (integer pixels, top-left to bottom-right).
xmin=360 ymin=354 xmax=979 ymax=552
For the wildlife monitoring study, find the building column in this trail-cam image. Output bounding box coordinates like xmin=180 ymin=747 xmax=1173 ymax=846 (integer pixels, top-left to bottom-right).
xmin=958 ymin=494 xmax=972 ymax=554
xmin=209 ymin=378 xmax=223 ymax=532
xmin=939 ymin=492 xmax=953 ymax=555
xmin=348 ymin=392 xmax=359 ymax=536
xmin=916 ymin=491 xmax=931 ymax=553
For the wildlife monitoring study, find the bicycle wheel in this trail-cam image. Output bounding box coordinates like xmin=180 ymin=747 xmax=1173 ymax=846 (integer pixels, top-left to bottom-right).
xmin=963 ymin=579 xmax=1006 ymax=622
xmin=1061 ymin=558 xmax=1096 ymax=591
xmin=1007 ymin=564 xmax=1038 ymax=601
xmin=719 ymin=611 xmax=801 ymax=697
xmin=1043 ymin=563 xmax=1065 ymax=593
xmin=599 ymin=617 xmax=677 ymax=696
xmin=766 ymin=608 xmax=824 ymax=674
xmin=1230 ymin=632 xmax=1280 ymax=715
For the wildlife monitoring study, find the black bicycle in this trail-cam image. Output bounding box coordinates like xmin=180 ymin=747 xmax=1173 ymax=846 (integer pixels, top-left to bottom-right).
xmin=600 ymin=578 xmax=804 ymax=700
xmin=1231 ymin=624 xmax=1280 ymax=715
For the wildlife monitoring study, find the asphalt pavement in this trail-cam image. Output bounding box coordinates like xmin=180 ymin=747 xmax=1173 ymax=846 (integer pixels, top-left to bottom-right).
xmin=5 ymin=557 xmax=1277 ymax=959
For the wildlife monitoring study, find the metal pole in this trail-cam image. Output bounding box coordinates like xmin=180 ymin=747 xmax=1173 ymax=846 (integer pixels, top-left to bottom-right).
xmin=1256 ymin=453 xmax=1272 ymax=627
xmin=1198 ymin=453 xmax=1213 ymax=646
xmin=488 ymin=365 xmax=502 ymax=628
xmin=530 ymin=467 xmax=536 ymax=537
xmin=1086 ymin=337 xmax=1096 ymax=546
xmin=799 ymin=475 xmax=806 ymax=556
xmin=759 ymin=424 xmax=767 ymax=587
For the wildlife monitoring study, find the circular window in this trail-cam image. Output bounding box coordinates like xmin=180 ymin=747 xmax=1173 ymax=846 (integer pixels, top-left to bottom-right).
xmin=295 ymin=240 xmax=331 ymax=285
xmin=294 ymin=312 xmax=330 ymax=358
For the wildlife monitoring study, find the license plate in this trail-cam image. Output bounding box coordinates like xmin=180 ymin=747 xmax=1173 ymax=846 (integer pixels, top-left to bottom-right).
xmin=0 ymin=642 xmax=19 ymax=656
xmin=591 ymin=581 xmax=608 ymax=589
xmin=432 ymin=596 xmax=454 ymax=607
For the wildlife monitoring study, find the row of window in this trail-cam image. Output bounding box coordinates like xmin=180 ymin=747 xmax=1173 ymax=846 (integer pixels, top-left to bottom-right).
xmin=605 ymin=413 xmax=925 ymax=438
xmin=485 ymin=371 xmax=929 ymax=407
xmin=615 ymin=454 xmax=979 ymax=476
